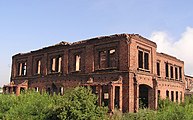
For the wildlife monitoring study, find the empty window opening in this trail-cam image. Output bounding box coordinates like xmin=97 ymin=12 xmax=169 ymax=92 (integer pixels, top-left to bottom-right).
xmin=51 ymin=56 xmax=62 ymax=73
xmin=58 ymin=57 xmax=62 ymax=73
xmin=171 ymin=91 xmax=174 ymax=101
xmin=13 ymin=87 xmax=16 ymax=94
xmin=186 ymin=79 xmax=188 ymax=89
xmin=180 ymin=91 xmax=182 ymax=102
xmin=179 ymin=67 xmax=182 ymax=79
xmin=138 ymin=50 xmax=143 ymax=69
xmin=75 ymin=55 xmax=81 ymax=71
xmin=102 ymin=85 xmax=109 ymax=107
xmin=176 ymin=91 xmax=178 ymax=103
xmin=99 ymin=49 xmax=117 ymax=69
xmin=114 ymin=86 xmax=120 ymax=109
xmin=36 ymin=60 xmax=41 ymax=74
xmin=47 ymin=88 xmax=51 ymax=95
xmin=144 ymin=52 xmax=149 ymax=70
xmin=52 ymin=83 xmax=58 ymax=94
xmin=175 ymin=67 xmax=178 ymax=80
xmin=139 ymin=85 xmax=149 ymax=108
xmin=18 ymin=63 xmax=22 ymax=76
xmin=108 ymin=49 xmax=116 ymax=68
xmin=170 ymin=66 xmax=174 ymax=79
xmin=157 ymin=90 xmax=161 ymax=104
xmin=51 ymin=58 xmax=56 ymax=72
xmin=138 ymin=50 xmax=149 ymax=70
xmin=20 ymin=87 xmax=25 ymax=93
xmin=35 ymin=87 xmax=39 ymax=92
xmin=18 ymin=62 xmax=27 ymax=76
xmin=157 ymin=62 xmax=160 ymax=76
xmin=59 ymin=87 xmax=64 ymax=95
xmin=158 ymin=90 xmax=161 ymax=98
xmin=91 ymin=86 xmax=98 ymax=95
xmin=166 ymin=90 xmax=169 ymax=99
xmin=99 ymin=51 xmax=107 ymax=68
xmin=165 ymin=63 xmax=169 ymax=78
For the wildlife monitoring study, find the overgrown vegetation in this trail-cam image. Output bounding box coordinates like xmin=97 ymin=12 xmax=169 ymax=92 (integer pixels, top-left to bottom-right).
xmin=1 ymin=88 xmax=193 ymax=120
xmin=0 ymin=87 xmax=108 ymax=120
xmin=111 ymin=96 xmax=193 ymax=120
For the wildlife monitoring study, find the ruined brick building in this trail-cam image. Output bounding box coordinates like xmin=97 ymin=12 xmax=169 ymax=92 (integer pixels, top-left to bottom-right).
xmin=185 ymin=75 xmax=193 ymax=95
xmin=3 ymin=33 xmax=191 ymax=113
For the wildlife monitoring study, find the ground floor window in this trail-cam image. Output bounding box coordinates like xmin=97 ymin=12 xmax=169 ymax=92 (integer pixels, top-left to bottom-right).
xmin=176 ymin=91 xmax=178 ymax=103
xmin=171 ymin=91 xmax=174 ymax=101
xmin=166 ymin=90 xmax=169 ymax=99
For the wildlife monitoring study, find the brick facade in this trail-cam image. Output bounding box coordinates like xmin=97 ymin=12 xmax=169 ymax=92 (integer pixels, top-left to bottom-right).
xmin=185 ymin=75 xmax=193 ymax=95
xmin=3 ymin=33 xmax=189 ymax=113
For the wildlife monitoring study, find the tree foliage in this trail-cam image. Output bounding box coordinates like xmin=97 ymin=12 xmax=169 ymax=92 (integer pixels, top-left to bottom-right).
xmin=0 ymin=87 xmax=108 ymax=120
xmin=111 ymin=97 xmax=193 ymax=120
xmin=47 ymin=87 xmax=108 ymax=120
xmin=1 ymin=87 xmax=193 ymax=120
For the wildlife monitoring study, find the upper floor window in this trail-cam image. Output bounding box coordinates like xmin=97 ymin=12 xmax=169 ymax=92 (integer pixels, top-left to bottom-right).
xmin=175 ymin=67 xmax=178 ymax=80
xmin=144 ymin=52 xmax=149 ymax=69
xmin=138 ymin=50 xmax=143 ymax=69
xmin=109 ymin=49 xmax=116 ymax=67
xmin=157 ymin=62 xmax=160 ymax=76
xmin=18 ymin=62 xmax=27 ymax=76
xmin=165 ymin=64 xmax=182 ymax=81
xmin=165 ymin=63 xmax=169 ymax=78
xmin=36 ymin=60 xmax=41 ymax=74
xmin=170 ymin=66 xmax=174 ymax=79
xmin=185 ymin=79 xmax=188 ymax=89
xmin=138 ymin=50 xmax=149 ymax=70
xmin=50 ymin=56 xmax=62 ymax=73
xmin=99 ymin=49 xmax=117 ymax=69
xmin=179 ymin=67 xmax=182 ymax=79
xmin=75 ymin=54 xmax=81 ymax=71
xmin=99 ymin=50 xmax=107 ymax=68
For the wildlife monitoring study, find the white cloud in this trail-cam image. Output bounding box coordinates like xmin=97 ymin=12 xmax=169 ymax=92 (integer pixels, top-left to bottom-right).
xmin=149 ymin=27 xmax=193 ymax=76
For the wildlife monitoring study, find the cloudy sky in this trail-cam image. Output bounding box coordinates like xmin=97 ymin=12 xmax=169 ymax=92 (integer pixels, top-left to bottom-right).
xmin=0 ymin=0 xmax=193 ymax=86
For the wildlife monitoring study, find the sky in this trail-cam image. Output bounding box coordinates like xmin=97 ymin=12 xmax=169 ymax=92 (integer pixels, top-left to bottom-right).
xmin=0 ymin=0 xmax=193 ymax=87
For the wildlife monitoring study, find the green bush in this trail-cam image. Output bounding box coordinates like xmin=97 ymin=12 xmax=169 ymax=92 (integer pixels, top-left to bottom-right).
xmin=48 ymin=87 xmax=108 ymax=120
xmin=1 ymin=88 xmax=193 ymax=120
xmin=4 ymin=90 xmax=54 ymax=120
xmin=116 ymin=109 xmax=156 ymax=120
xmin=0 ymin=94 xmax=18 ymax=119
xmin=0 ymin=87 xmax=108 ymax=120
xmin=110 ymin=96 xmax=193 ymax=120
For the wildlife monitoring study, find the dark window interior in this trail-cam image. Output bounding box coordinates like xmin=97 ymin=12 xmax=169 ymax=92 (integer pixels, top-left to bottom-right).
xmin=99 ymin=51 xmax=107 ymax=68
xmin=144 ymin=53 xmax=149 ymax=70
xmin=165 ymin=63 xmax=169 ymax=78
xmin=179 ymin=67 xmax=182 ymax=79
xmin=166 ymin=90 xmax=169 ymax=98
xmin=157 ymin=62 xmax=160 ymax=76
xmin=170 ymin=66 xmax=173 ymax=78
xmin=138 ymin=50 xmax=143 ymax=69
xmin=176 ymin=91 xmax=178 ymax=102
xmin=99 ymin=49 xmax=117 ymax=69
xmin=171 ymin=91 xmax=174 ymax=101
xmin=175 ymin=67 xmax=178 ymax=80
